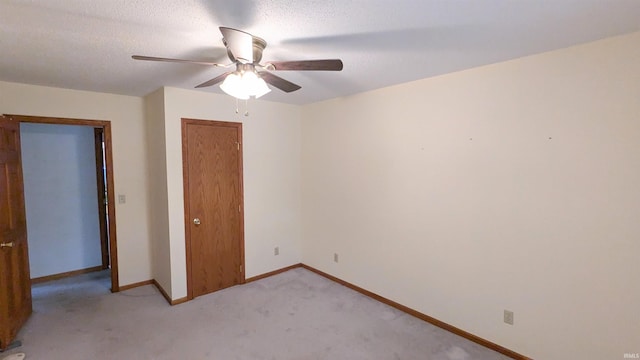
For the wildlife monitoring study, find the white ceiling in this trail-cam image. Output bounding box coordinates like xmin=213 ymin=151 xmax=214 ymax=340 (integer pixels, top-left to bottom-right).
xmin=1 ymin=0 xmax=639 ymax=105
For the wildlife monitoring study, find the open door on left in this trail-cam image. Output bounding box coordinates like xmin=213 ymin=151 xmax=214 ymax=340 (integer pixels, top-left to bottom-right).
xmin=0 ymin=115 xmax=32 ymax=350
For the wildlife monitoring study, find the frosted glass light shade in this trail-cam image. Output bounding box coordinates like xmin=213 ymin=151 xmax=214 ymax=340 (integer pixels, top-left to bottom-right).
xmin=220 ymin=71 xmax=271 ymax=99
xmin=220 ymin=73 xmax=249 ymax=100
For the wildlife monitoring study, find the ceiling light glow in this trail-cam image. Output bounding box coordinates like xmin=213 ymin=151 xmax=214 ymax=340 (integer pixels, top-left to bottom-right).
xmin=220 ymin=70 xmax=271 ymax=100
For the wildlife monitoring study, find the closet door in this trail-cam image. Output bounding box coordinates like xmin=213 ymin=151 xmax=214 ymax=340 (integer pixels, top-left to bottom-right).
xmin=182 ymin=119 xmax=244 ymax=299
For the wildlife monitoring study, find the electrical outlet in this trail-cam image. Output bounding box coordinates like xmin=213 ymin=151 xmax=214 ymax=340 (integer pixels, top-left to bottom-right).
xmin=118 ymin=194 xmax=126 ymax=204
xmin=274 ymin=246 xmax=279 ymax=256
xmin=334 ymin=253 xmax=339 ymax=263
xmin=504 ymin=310 xmax=514 ymax=325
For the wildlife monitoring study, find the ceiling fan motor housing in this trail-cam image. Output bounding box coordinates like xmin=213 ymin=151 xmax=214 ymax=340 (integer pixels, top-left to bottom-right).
xmin=224 ymin=36 xmax=267 ymax=64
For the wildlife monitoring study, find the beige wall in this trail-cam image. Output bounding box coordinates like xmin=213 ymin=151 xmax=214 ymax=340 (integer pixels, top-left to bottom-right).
xmin=300 ymin=32 xmax=640 ymax=360
xmin=143 ymin=88 xmax=172 ymax=294
xmin=162 ymin=87 xmax=302 ymax=299
xmin=0 ymin=81 xmax=152 ymax=286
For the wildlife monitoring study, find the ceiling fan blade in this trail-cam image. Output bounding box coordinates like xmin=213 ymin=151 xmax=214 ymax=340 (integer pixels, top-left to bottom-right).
xmin=259 ymin=72 xmax=301 ymax=93
xmin=132 ymin=55 xmax=223 ymax=67
xmin=267 ymin=59 xmax=343 ymax=71
xmin=219 ymin=27 xmax=254 ymax=63
xmin=195 ymin=72 xmax=233 ymax=88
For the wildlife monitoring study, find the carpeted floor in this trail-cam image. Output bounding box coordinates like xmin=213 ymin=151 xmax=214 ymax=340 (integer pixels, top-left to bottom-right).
xmin=6 ymin=268 xmax=510 ymax=360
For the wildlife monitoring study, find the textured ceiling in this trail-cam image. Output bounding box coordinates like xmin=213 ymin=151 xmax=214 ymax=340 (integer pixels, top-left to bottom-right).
xmin=1 ymin=0 xmax=639 ymax=105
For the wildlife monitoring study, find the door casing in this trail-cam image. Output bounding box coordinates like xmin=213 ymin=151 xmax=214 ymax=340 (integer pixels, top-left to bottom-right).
xmin=7 ymin=114 xmax=120 ymax=292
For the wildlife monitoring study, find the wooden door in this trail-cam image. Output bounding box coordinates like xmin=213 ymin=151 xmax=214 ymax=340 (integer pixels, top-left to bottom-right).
xmin=182 ymin=119 xmax=244 ymax=299
xmin=93 ymin=128 xmax=109 ymax=269
xmin=0 ymin=116 xmax=32 ymax=349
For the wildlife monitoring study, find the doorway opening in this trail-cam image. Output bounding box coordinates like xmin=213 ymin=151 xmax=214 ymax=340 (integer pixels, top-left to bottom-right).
xmin=11 ymin=115 xmax=119 ymax=292
xmin=0 ymin=114 xmax=119 ymax=350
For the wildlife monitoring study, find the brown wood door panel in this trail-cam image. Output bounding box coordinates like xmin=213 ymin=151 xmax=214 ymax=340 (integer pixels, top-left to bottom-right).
xmin=94 ymin=128 xmax=109 ymax=269
xmin=0 ymin=116 xmax=32 ymax=349
xmin=183 ymin=119 xmax=244 ymax=299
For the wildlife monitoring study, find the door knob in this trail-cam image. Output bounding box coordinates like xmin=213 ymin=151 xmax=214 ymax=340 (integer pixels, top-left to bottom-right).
xmin=1 ymin=242 xmax=14 ymax=248
xmin=193 ymin=218 xmax=201 ymax=225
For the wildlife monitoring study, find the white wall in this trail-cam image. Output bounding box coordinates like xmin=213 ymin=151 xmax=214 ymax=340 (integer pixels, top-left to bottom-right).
xmin=301 ymin=32 xmax=640 ymax=360
xmin=143 ymin=88 xmax=172 ymax=294
xmin=21 ymin=123 xmax=102 ymax=278
xmin=0 ymin=81 xmax=152 ymax=286
xmin=162 ymin=87 xmax=302 ymax=299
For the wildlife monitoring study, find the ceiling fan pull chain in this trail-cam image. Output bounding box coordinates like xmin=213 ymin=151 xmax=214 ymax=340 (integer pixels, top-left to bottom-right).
xmin=235 ymin=98 xmax=239 ymax=114
xmin=244 ymin=99 xmax=249 ymax=117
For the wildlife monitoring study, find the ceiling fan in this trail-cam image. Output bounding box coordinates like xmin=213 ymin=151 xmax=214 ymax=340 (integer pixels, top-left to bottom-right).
xmin=132 ymin=27 xmax=343 ymax=99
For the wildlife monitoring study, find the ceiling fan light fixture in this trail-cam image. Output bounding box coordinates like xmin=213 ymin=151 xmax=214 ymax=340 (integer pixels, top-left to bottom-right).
xmin=220 ymin=72 xmax=249 ymax=100
xmin=133 ymin=27 xmax=343 ymax=102
xmin=253 ymin=79 xmax=271 ymax=99
xmin=219 ymin=70 xmax=271 ymax=100
xmin=244 ymin=72 xmax=271 ymax=98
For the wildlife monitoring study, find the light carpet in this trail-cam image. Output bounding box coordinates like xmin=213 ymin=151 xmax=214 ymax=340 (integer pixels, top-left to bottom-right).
xmin=6 ymin=268 xmax=511 ymax=360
